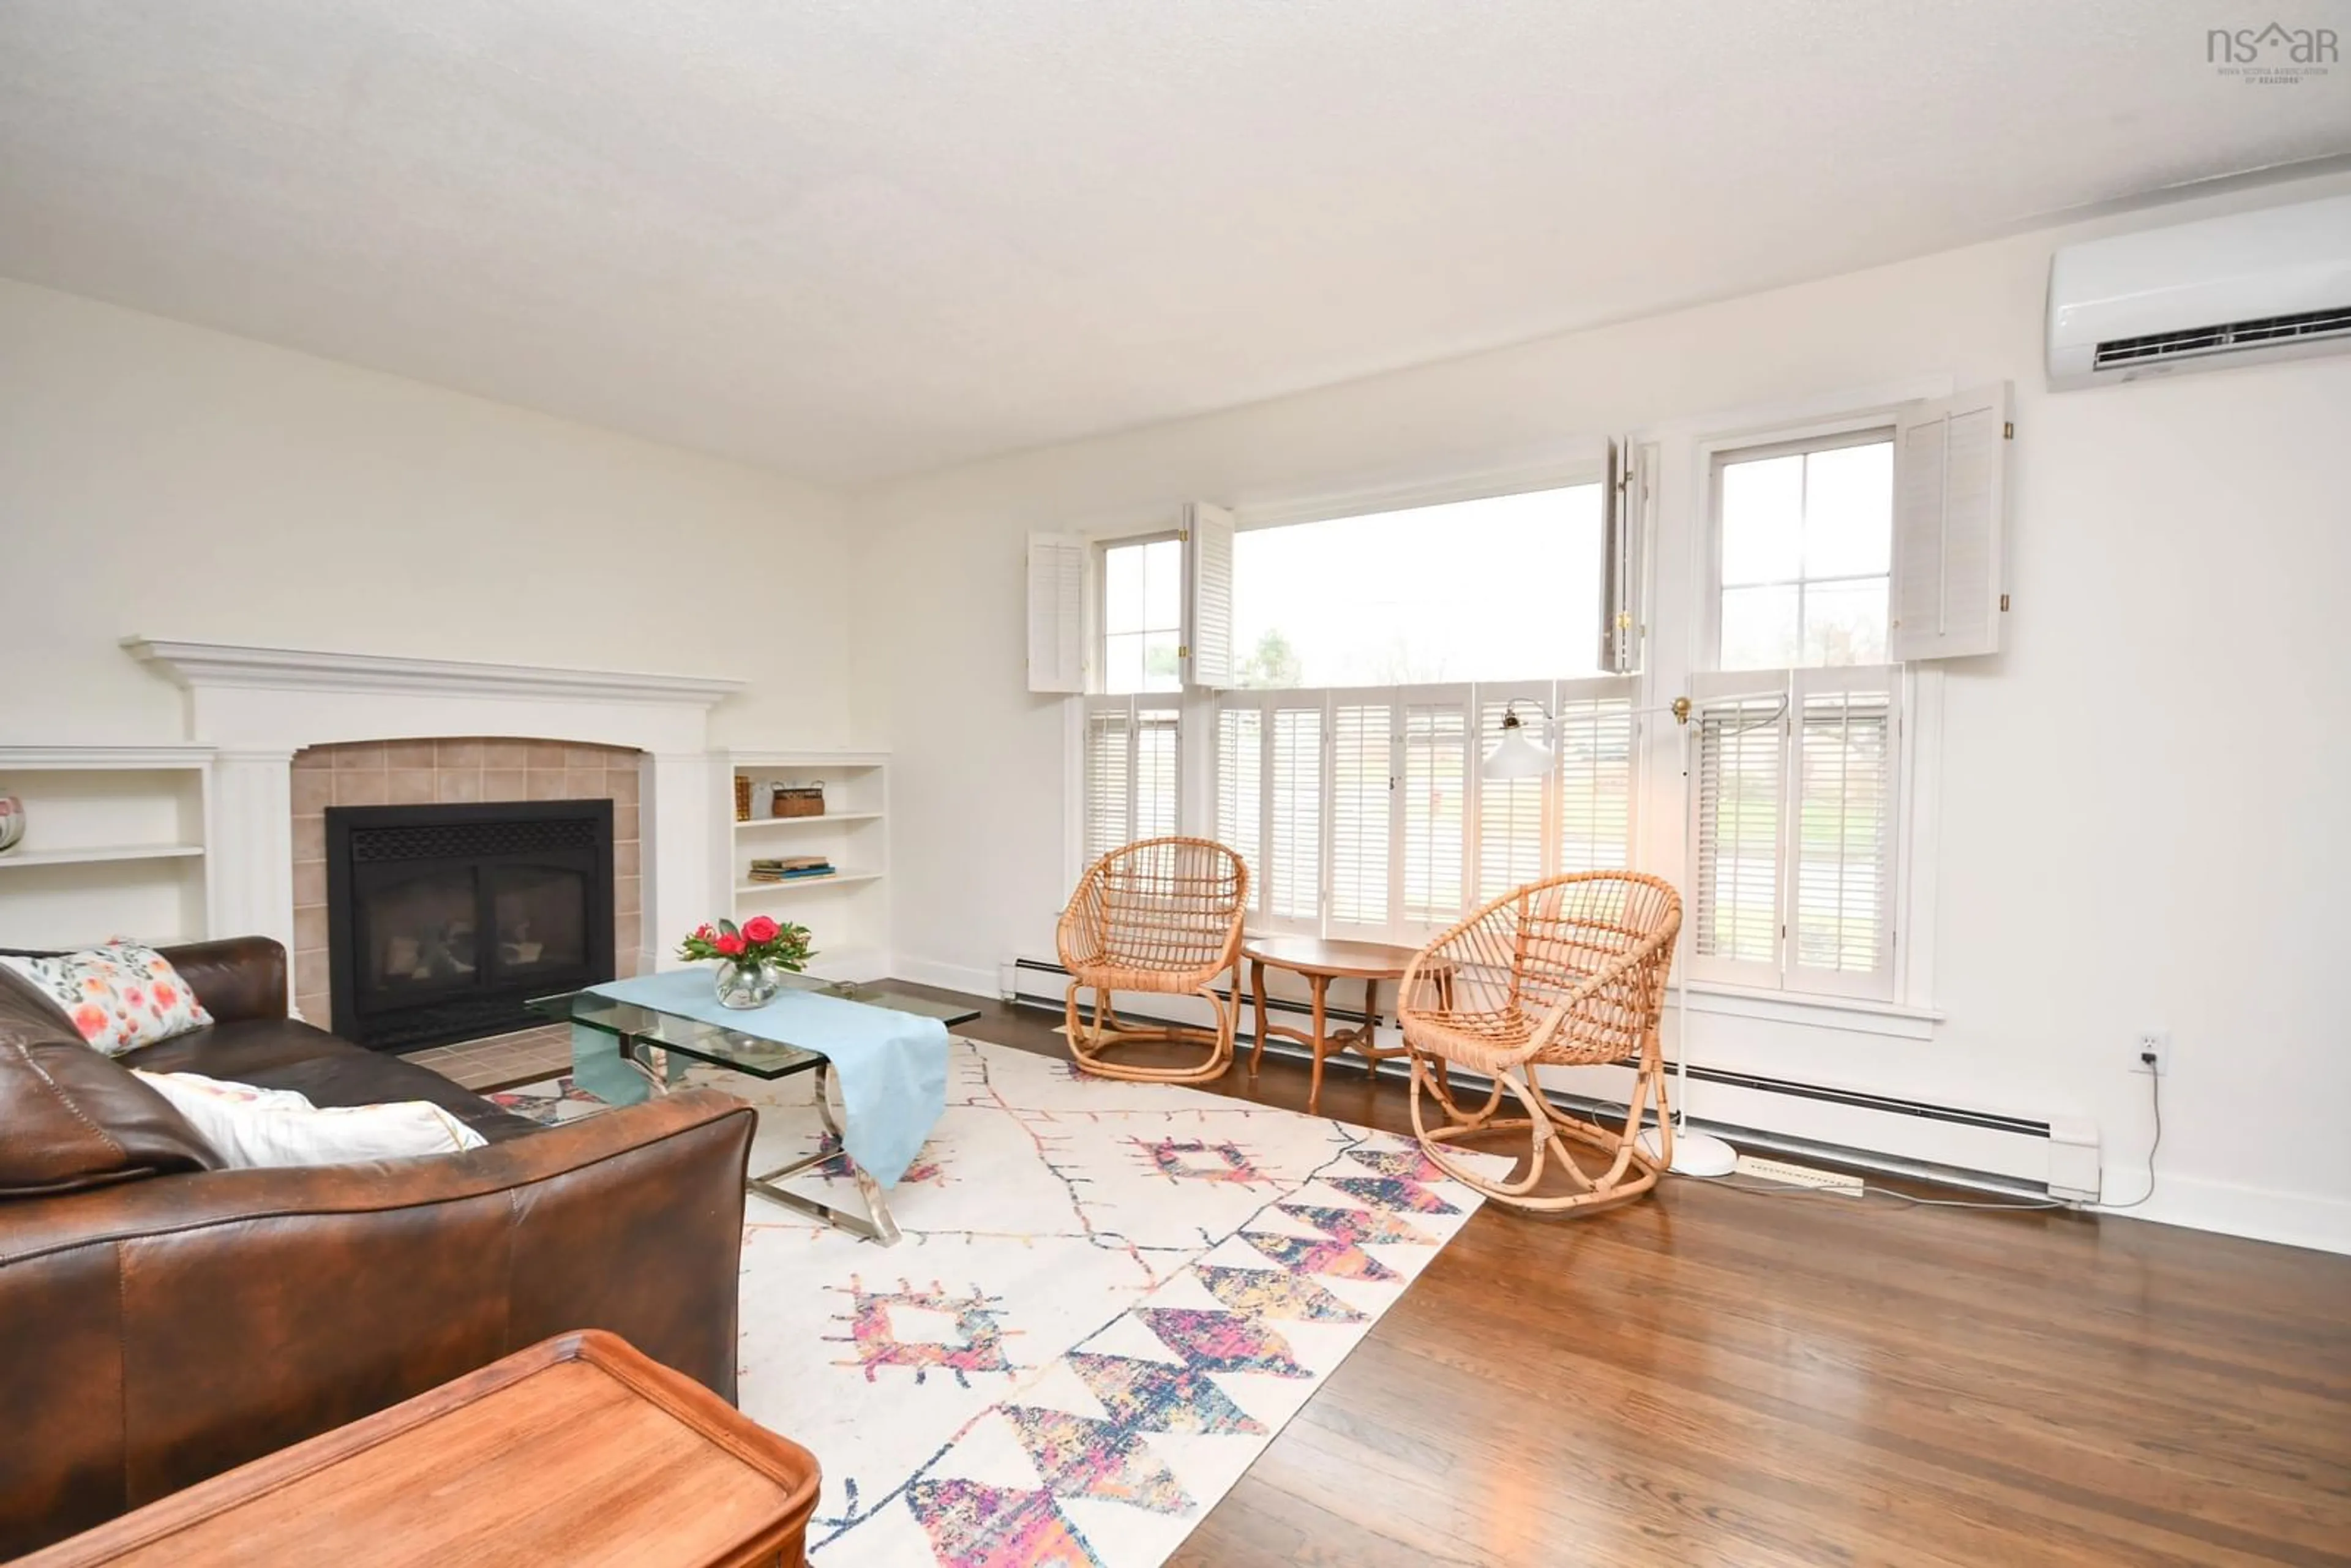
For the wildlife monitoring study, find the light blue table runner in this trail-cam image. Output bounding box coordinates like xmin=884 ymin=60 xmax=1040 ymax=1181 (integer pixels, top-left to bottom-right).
xmin=585 ymin=969 xmax=949 ymax=1188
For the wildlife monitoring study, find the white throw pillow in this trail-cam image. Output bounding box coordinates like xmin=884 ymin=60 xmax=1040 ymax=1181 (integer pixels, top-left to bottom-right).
xmin=0 ymin=942 xmax=214 ymax=1055
xmin=132 ymin=1070 xmax=486 ymax=1168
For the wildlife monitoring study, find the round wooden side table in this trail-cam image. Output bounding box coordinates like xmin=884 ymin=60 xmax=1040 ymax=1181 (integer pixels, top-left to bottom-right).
xmin=1242 ymin=935 xmax=1430 ymax=1114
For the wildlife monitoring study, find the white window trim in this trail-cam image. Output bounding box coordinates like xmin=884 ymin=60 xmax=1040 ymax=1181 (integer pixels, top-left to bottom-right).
xmin=1676 ymin=401 xmax=1946 ymax=1018
xmin=1684 ymin=979 xmax=1943 ymax=1041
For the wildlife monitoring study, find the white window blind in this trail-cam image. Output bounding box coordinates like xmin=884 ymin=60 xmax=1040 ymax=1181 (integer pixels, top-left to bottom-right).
xmin=1027 ymin=533 xmax=1088 ymax=694
xmin=1556 ymin=686 xmax=1635 ymax=876
xmin=1185 ymin=501 xmax=1237 ymax=689
xmin=1082 ymin=696 xmax=1180 ymax=866
xmin=1477 ymin=696 xmax=1547 ymax=901
xmin=1692 ymin=691 xmax=1787 ymax=974
xmin=1400 ymin=697 xmax=1469 ymax=925
xmin=1265 ymin=705 xmax=1323 ymax=924
xmin=1221 ymin=678 xmax=1635 ymax=937
xmin=1892 ymin=383 xmax=2010 ymax=662
xmin=1215 ymin=707 xmax=1263 ymax=914
xmin=1792 ymin=671 xmax=1894 ymax=988
xmin=1689 ymin=668 xmax=1897 ymax=997
xmin=1329 ymin=700 xmax=1392 ymax=929
xmin=1475 ymin=679 xmax=1634 ymax=904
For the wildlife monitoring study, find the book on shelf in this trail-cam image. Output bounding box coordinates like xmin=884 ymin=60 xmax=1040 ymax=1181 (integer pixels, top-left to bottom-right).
xmin=747 ymin=855 xmax=836 ymax=882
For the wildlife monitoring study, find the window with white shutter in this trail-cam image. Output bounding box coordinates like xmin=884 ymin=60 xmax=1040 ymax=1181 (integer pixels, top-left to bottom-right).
xmin=1100 ymin=537 xmax=1184 ymax=695
xmin=1711 ymin=430 xmax=1895 ymax=672
xmin=1687 ymin=668 xmax=1897 ymax=997
xmin=1220 ymin=679 xmax=1634 ymax=937
xmin=1081 ymin=695 xmax=1181 ymax=866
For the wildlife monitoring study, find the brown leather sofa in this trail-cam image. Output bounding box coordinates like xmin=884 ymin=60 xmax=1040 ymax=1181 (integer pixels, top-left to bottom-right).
xmin=0 ymin=937 xmax=756 ymax=1559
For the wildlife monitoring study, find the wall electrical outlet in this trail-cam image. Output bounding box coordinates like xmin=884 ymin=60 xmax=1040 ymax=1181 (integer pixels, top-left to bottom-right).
xmin=2133 ymin=1030 xmax=2170 ymax=1076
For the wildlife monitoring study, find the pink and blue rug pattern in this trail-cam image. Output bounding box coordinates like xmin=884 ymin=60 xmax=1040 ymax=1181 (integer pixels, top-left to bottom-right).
xmin=497 ymin=1038 xmax=1499 ymax=1566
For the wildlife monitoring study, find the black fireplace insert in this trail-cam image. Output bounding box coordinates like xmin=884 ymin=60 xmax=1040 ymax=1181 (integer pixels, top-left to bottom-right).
xmin=324 ymin=799 xmax=614 ymax=1052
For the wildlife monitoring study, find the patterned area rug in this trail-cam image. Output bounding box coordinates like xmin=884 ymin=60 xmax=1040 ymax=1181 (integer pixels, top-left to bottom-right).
xmin=492 ymin=1037 xmax=1501 ymax=1566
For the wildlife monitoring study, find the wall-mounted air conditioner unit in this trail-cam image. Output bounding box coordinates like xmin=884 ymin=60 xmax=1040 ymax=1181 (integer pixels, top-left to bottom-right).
xmin=2047 ymin=192 xmax=2351 ymax=389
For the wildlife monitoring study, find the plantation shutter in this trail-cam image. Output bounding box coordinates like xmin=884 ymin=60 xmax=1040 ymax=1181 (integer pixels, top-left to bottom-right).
xmin=1891 ymin=383 xmax=2009 ymax=662
xmin=1184 ymin=502 xmax=1237 ymax=689
xmin=1691 ymin=681 xmax=1787 ymax=979
xmin=1265 ymin=703 xmax=1324 ymax=925
xmin=1477 ymin=692 xmax=1550 ymax=901
xmin=1027 ymin=532 xmax=1089 ymax=693
xmin=1215 ymin=704 xmax=1264 ymax=913
xmin=1081 ymin=703 xmax=1132 ymax=865
xmin=1554 ymin=682 xmax=1635 ymax=875
xmin=1790 ymin=669 xmax=1896 ymax=995
xmin=1599 ymin=441 xmax=1652 ymax=673
xmin=1082 ymin=697 xmax=1180 ymax=865
xmin=1400 ymin=693 xmax=1471 ymax=926
xmin=1133 ymin=702 xmax=1180 ymax=841
xmin=1328 ymin=698 xmax=1393 ymax=929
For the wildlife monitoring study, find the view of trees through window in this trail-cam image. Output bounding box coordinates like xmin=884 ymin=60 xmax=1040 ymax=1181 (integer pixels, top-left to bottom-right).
xmin=1231 ymin=484 xmax=1605 ymax=688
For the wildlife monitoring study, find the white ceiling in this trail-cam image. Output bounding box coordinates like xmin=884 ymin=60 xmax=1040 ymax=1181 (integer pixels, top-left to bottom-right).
xmin=2 ymin=2 xmax=2346 ymax=486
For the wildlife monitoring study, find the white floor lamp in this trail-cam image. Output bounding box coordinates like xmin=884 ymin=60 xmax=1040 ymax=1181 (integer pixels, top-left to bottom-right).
xmin=1482 ymin=690 xmax=1785 ymax=1180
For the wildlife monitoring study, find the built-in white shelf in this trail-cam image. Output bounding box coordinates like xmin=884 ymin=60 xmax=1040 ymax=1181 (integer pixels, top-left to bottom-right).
xmin=0 ymin=843 xmax=206 ymax=869
xmin=718 ymin=749 xmax=890 ymax=983
xmin=0 ymin=746 xmax=216 ymax=951
xmin=734 ymin=871 xmax=885 ymax=896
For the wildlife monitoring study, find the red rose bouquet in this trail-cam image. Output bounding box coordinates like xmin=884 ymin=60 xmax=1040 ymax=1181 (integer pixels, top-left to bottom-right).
xmin=678 ymin=915 xmax=814 ymax=972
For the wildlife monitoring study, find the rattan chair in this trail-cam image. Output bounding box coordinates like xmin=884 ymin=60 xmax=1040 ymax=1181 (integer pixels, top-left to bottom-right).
xmin=1057 ymin=836 xmax=1249 ymax=1085
xmin=1397 ymin=871 xmax=1682 ymax=1213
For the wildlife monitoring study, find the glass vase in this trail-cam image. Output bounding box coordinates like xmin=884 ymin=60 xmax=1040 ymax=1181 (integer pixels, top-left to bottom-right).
xmin=714 ymin=958 xmax=782 ymax=1010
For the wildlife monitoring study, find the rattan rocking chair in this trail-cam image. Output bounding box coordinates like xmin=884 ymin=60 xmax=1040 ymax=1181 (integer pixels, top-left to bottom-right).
xmin=1397 ymin=871 xmax=1682 ymax=1214
xmin=1057 ymin=836 xmax=1249 ymax=1086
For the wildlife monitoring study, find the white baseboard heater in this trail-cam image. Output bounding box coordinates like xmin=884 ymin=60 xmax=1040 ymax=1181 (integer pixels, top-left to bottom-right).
xmin=1006 ymin=956 xmax=2095 ymax=1204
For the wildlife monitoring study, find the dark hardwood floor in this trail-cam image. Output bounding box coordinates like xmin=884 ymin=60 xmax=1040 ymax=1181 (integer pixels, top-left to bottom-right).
xmin=894 ymin=983 xmax=2351 ymax=1567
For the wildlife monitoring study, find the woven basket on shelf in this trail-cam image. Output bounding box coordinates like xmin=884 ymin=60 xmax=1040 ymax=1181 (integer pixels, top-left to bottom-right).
xmin=771 ymin=786 xmax=824 ymax=819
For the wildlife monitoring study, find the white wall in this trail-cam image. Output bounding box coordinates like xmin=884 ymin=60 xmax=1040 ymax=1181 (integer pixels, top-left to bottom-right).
xmin=0 ymin=277 xmax=853 ymax=747
xmin=852 ymin=172 xmax=2351 ymax=1253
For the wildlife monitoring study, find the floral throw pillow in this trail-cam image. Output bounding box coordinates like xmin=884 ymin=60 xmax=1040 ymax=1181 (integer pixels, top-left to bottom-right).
xmin=0 ymin=942 xmax=215 ymax=1055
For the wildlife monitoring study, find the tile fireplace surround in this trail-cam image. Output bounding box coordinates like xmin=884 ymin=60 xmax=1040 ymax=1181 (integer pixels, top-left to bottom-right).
xmin=125 ymin=639 xmax=741 ymax=1023
xmin=290 ymin=740 xmax=645 ymax=1030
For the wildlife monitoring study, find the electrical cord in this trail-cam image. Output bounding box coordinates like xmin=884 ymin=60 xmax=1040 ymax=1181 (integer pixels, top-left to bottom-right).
xmin=2096 ymin=1065 xmax=2162 ymax=1210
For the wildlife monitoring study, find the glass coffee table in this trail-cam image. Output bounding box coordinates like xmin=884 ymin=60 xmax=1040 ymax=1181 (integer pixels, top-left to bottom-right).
xmin=527 ymin=976 xmax=978 ymax=1246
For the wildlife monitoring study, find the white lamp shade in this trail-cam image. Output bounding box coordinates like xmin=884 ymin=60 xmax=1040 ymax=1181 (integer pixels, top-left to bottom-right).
xmin=1482 ymin=725 xmax=1553 ymax=780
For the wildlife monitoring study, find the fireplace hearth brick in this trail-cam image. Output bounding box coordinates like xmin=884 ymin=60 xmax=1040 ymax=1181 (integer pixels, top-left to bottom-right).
xmin=291 ymin=738 xmax=643 ymax=1033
